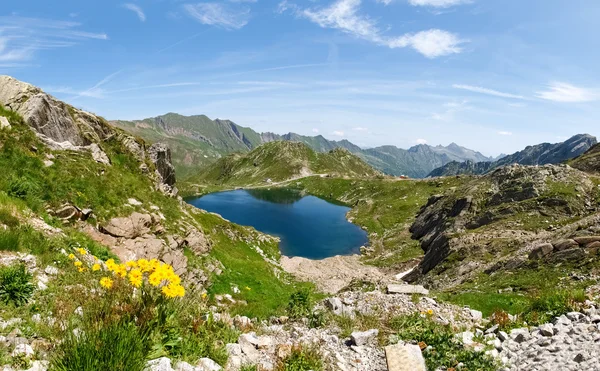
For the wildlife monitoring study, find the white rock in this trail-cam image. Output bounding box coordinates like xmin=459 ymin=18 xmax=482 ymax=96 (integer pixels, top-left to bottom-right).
xmin=74 ymin=306 xmax=83 ymax=316
xmin=145 ymin=357 xmax=173 ymax=371
xmin=197 ymin=358 xmax=222 ymax=371
xmin=457 ymin=331 xmax=474 ymax=345
xmin=509 ymin=328 xmax=529 ymax=343
xmin=384 ymin=343 xmax=426 ymax=371
xmin=350 ymin=329 xmax=379 ymax=346
xmin=173 ymin=362 xmax=195 ymax=371
xmin=25 ymin=361 xmax=48 ymax=371
xmin=44 ymin=266 xmax=59 ymax=275
xmin=12 ymin=344 xmax=34 ymax=357
xmin=128 ymin=198 xmax=143 ymax=206
xmin=470 ymin=309 xmax=483 ymax=321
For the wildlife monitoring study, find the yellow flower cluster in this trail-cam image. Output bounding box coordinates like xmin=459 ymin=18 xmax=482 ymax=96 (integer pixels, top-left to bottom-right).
xmin=71 ymin=249 xmax=185 ymax=299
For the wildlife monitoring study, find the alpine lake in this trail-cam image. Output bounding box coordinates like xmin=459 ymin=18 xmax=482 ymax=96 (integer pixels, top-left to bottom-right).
xmin=186 ymin=189 xmax=368 ymax=260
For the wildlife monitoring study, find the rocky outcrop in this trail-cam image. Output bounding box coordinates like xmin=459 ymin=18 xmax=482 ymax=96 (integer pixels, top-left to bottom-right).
xmin=406 ymin=164 xmax=598 ymax=286
xmin=148 ymin=143 xmax=177 ymax=195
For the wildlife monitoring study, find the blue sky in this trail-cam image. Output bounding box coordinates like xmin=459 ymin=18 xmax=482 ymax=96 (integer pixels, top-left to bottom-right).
xmin=1 ymin=0 xmax=599 ymax=156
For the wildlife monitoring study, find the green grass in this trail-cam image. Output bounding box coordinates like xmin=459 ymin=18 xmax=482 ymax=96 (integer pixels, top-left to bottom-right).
xmin=437 ymin=265 xmax=590 ymax=325
xmin=207 ymin=232 xmax=315 ymax=319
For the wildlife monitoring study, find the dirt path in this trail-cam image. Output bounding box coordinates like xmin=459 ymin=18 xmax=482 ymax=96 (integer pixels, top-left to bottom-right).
xmin=280 ymin=254 xmax=391 ymax=294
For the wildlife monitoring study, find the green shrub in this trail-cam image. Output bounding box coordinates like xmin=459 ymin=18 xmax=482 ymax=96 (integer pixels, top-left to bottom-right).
xmin=389 ymin=313 xmax=497 ymax=370
xmin=0 ymin=264 xmax=34 ymax=306
xmin=277 ymin=346 xmax=323 ymax=371
xmin=287 ymin=289 xmax=312 ymax=319
xmin=240 ymin=365 xmax=258 ymax=371
xmin=50 ymin=321 xmax=147 ymax=371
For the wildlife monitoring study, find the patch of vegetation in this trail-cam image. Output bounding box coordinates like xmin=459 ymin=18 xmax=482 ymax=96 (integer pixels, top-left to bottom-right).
xmin=276 ymin=346 xmax=323 ymax=371
xmin=438 ymin=265 xmax=589 ymax=326
xmin=0 ymin=264 xmax=34 ymax=306
xmin=389 ymin=313 xmax=497 ymax=370
xmin=51 ymin=321 xmax=147 ymax=371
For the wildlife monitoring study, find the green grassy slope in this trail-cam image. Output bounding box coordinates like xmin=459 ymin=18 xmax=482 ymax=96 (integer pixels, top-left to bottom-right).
xmin=183 ymin=141 xmax=380 ymax=190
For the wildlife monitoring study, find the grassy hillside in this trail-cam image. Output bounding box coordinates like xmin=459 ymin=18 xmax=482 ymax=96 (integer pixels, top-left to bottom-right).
xmin=570 ymin=143 xmax=600 ymax=173
xmin=183 ymin=141 xmax=380 ymax=191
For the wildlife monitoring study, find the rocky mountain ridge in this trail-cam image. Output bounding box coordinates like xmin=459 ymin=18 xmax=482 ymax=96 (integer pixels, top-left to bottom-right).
xmin=113 ymin=113 xmax=494 ymax=179
xmin=428 ymin=134 xmax=597 ymax=177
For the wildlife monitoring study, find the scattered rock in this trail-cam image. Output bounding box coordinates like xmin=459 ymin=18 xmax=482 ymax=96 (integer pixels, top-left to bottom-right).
xmin=528 ymin=243 xmax=554 ymax=260
xmin=145 ymin=357 xmax=172 ymax=371
xmin=0 ymin=116 xmax=10 ymax=130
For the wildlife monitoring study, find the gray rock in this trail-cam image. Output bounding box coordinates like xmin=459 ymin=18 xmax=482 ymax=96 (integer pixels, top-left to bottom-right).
xmin=197 ymin=358 xmax=222 ymax=371
xmin=145 ymin=357 xmax=173 ymax=371
xmin=326 ymin=297 xmax=345 ymax=315
xmin=387 ymin=284 xmax=429 ymax=295
xmin=498 ymin=331 xmax=509 ymax=342
xmin=148 ymin=143 xmax=177 ymax=195
xmin=385 ymin=343 xmax=426 ymax=371
xmin=89 ymin=143 xmax=110 ymax=165
xmin=351 ymin=329 xmax=379 ymax=346
xmin=509 ymin=328 xmax=529 ymax=343
xmin=528 ymin=243 xmax=554 ymax=260
xmin=470 ymin=309 xmax=483 ymax=321
xmin=553 ymin=239 xmax=579 ymax=251
xmin=539 ymin=323 xmax=554 ymax=337
xmin=12 ymin=344 xmax=34 ymax=357
xmin=173 ymin=362 xmax=195 ymax=371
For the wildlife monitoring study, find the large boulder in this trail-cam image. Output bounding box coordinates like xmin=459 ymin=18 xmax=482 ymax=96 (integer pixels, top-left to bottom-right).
xmin=101 ymin=212 xmax=153 ymax=239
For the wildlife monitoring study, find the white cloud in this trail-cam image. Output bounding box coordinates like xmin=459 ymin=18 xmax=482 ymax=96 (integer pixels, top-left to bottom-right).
xmin=453 ymin=84 xmax=525 ymax=99
xmin=408 ymin=0 xmax=472 ymax=7
xmin=390 ymin=29 xmax=464 ymax=59
xmin=312 ymin=128 xmax=320 ymax=133
xmin=0 ymin=16 xmax=107 ymax=64
xmin=416 ymin=138 xmax=428 ymax=144
xmin=535 ymin=82 xmax=598 ymax=103
xmin=332 ymin=130 xmax=345 ymax=137
xmin=122 ymin=4 xmax=146 ymax=22
xmin=183 ymin=3 xmax=250 ymax=30
xmin=497 ymin=131 xmax=512 ymax=136
xmin=291 ymin=0 xmax=464 ymax=58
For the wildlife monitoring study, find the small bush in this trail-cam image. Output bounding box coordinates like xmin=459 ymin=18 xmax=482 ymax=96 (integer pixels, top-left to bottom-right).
xmin=287 ymin=289 xmax=312 ymax=319
xmin=0 ymin=264 xmax=34 ymax=306
xmin=277 ymin=346 xmax=323 ymax=371
xmin=51 ymin=321 xmax=147 ymax=371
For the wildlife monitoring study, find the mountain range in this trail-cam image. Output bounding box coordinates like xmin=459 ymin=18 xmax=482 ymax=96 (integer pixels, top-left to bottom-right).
xmin=113 ymin=113 xmax=494 ymax=178
xmin=428 ymin=134 xmax=597 ymax=177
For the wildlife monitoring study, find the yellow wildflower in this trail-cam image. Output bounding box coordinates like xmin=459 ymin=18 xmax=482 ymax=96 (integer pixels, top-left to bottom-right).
xmin=68 ymin=254 xmax=75 ymax=260
xmin=78 ymin=267 xmax=86 ymax=273
xmin=128 ymin=269 xmax=143 ymax=287
xmin=161 ymin=283 xmax=185 ymax=298
xmin=427 ymin=309 xmax=434 ymax=316
xmin=114 ymin=264 xmax=127 ymax=278
xmin=137 ymin=258 xmax=151 ymax=272
xmin=126 ymin=261 xmax=138 ymax=269
xmin=92 ymin=264 xmax=101 ymax=272
xmin=105 ymin=259 xmax=116 ymax=272
xmin=245 ymin=286 xmax=252 ymax=291
xmin=148 ymin=272 xmax=162 ymax=287
xmin=100 ymin=277 xmax=114 ymax=289
xmin=77 ymin=248 xmax=87 ymax=255
xmin=74 ymin=261 xmax=83 ymax=267
xmin=201 ymin=293 xmax=208 ymax=299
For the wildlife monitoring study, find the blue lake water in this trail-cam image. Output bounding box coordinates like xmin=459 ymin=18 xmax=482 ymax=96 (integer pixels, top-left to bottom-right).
xmin=186 ymin=189 xmax=368 ymax=259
